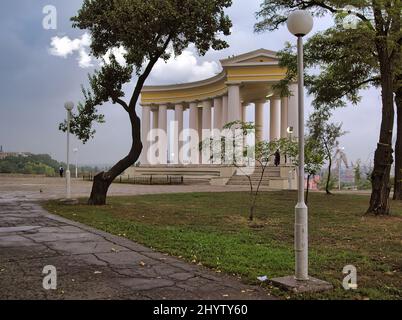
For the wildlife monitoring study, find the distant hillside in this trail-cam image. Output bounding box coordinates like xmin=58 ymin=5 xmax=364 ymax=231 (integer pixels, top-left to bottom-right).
xmin=0 ymin=153 xmax=95 ymax=176
xmin=0 ymin=154 xmax=63 ymax=175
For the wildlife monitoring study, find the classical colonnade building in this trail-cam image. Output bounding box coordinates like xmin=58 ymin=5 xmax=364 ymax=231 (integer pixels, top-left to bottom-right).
xmin=126 ymin=49 xmax=298 ymax=189
xmin=139 ymin=49 xmax=298 ymax=166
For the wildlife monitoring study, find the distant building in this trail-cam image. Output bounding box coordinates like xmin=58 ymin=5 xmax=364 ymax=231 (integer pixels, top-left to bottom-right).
xmin=305 ymin=175 xmax=321 ymax=191
xmin=0 ymin=146 xmax=31 ymax=160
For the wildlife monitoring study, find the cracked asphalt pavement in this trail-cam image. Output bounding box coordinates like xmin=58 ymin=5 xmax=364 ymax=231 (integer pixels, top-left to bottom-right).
xmin=0 ymin=176 xmax=274 ymax=300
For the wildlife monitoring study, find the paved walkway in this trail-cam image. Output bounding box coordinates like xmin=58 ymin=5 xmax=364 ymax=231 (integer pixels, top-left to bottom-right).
xmin=0 ymin=176 xmax=273 ymax=300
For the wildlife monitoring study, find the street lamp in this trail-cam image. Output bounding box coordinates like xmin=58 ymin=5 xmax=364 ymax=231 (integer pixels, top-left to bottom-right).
xmin=73 ymin=148 xmax=79 ymax=179
xmin=64 ymin=102 xmax=74 ymax=199
xmin=272 ymin=10 xmax=332 ymax=292
xmin=287 ymin=9 xmax=313 ymax=282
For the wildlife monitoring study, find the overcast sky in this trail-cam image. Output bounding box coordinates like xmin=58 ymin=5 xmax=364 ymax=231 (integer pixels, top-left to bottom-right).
xmin=0 ymin=0 xmax=390 ymax=166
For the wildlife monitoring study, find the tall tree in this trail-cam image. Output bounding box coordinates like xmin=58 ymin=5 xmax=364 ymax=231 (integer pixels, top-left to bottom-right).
xmin=307 ymin=108 xmax=345 ymax=194
xmin=256 ymin=0 xmax=401 ymax=214
xmin=60 ymin=0 xmax=232 ymax=205
xmin=394 ymin=72 xmax=402 ymax=199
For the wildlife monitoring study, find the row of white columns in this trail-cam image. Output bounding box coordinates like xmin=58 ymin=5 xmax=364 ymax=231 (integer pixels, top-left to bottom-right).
xmin=140 ymin=84 xmax=298 ymax=165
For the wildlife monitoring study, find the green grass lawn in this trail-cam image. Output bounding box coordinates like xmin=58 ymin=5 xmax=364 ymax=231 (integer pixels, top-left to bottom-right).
xmin=44 ymin=191 xmax=402 ymax=300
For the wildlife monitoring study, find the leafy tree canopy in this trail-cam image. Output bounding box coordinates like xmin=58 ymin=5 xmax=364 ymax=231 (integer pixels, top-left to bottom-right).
xmin=255 ymin=0 xmax=401 ymax=108
xmin=307 ymin=107 xmax=346 ymax=160
xmin=61 ymin=0 xmax=233 ymax=143
xmin=255 ymin=0 xmax=401 ymax=213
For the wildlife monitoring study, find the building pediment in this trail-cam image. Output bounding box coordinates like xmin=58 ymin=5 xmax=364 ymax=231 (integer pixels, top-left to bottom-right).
xmin=220 ymin=49 xmax=279 ymax=67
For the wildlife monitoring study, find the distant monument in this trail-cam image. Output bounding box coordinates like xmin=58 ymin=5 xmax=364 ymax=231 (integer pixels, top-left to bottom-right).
xmin=333 ymin=141 xmax=349 ymax=190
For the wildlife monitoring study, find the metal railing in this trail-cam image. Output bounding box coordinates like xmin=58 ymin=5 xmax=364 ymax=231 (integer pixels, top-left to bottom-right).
xmin=83 ymin=173 xmax=184 ymax=185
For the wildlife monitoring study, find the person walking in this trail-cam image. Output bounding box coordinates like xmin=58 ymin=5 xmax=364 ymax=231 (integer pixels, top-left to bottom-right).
xmin=59 ymin=166 xmax=64 ymax=178
xmin=274 ymin=149 xmax=281 ymax=167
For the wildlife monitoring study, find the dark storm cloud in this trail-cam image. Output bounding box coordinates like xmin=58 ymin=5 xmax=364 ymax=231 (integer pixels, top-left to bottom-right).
xmin=0 ymin=0 xmax=386 ymax=166
xmin=0 ymin=0 xmax=131 ymax=165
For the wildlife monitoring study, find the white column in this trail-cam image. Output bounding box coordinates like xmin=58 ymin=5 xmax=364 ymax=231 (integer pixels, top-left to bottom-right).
xmin=140 ymin=105 xmax=151 ymax=165
xmin=158 ymin=105 xmax=168 ymax=164
xmin=152 ymin=109 xmax=159 ymax=136
xmin=202 ymin=100 xmax=212 ymax=164
xmin=197 ymin=106 xmax=203 ymax=164
xmin=189 ymin=102 xmax=198 ymax=132
xmin=269 ymin=97 xmax=281 ymax=141
xmin=281 ymin=96 xmax=289 ymax=138
xmin=222 ymin=95 xmax=228 ymax=127
xmin=197 ymin=107 xmax=203 ymax=145
xmin=242 ymin=103 xmax=248 ymax=122
xmin=227 ymin=84 xmax=241 ymax=123
xmin=242 ymin=103 xmax=248 ymax=148
xmin=149 ymin=108 xmax=159 ymax=165
xmin=189 ymin=102 xmax=199 ymax=164
xmin=213 ymin=98 xmax=222 ymax=130
xmin=288 ymin=83 xmax=299 ymax=138
xmin=202 ymin=100 xmax=212 ymax=131
xmin=174 ymin=104 xmax=184 ymax=164
xmin=255 ymin=101 xmax=264 ymax=143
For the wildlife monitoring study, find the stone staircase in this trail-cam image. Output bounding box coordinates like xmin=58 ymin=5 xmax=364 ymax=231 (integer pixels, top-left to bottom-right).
xmin=123 ymin=165 xmax=296 ymax=189
xmin=123 ymin=165 xmax=235 ymax=185
xmin=227 ymin=165 xmax=286 ymax=188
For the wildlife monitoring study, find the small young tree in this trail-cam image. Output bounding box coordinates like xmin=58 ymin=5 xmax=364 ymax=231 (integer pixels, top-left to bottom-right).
xmin=307 ymin=108 xmax=346 ymax=195
xmin=354 ymin=159 xmax=362 ymax=187
xmin=295 ymin=136 xmax=325 ymax=204
xmin=60 ymin=0 xmax=233 ymax=205
xmin=202 ymin=121 xmax=297 ymax=221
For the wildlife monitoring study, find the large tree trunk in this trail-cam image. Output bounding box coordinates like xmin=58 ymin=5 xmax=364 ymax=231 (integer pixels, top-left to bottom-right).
xmin=394 ymin=87 xmax=402 ymax=200
xmin=305 ymin=174 xmax=310 ymax=204
xmin=88 ymin=113 xmax=142 ymax=205
xmin=367 ymin=35 xmax=395 ymax=215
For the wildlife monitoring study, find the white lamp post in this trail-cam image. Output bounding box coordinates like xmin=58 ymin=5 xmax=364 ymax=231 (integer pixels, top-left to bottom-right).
xmin=73 ymin=148 xmax=79 ymax=179
xmin=287 ymin=9 xmax=313 ymax=281
xmin=271 ymin=10 xmax=332 ymax=292
xmin=64 ymin=102 xmax=74 ymax=199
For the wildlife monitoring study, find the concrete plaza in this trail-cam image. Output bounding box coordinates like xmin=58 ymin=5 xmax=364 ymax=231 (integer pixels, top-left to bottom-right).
xmin=0 ymin=175 xmax=273 ymax=300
